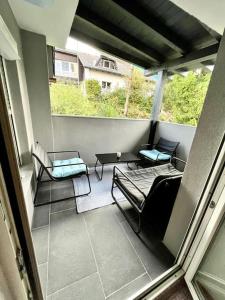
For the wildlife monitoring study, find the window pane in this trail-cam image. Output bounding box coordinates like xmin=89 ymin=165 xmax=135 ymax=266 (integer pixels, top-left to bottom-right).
xmin=62 ymin=62 xmax=69 ymax=72
xmin=70 ymin=63 xmax=74 ymax=72
xmin=104 ymin=61 xmax=109 ymax=68
xmin=55 ymin=60 xmax=61 ymax=75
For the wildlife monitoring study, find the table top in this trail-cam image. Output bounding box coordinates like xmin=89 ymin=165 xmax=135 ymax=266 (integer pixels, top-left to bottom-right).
xmin=95 ymin=152 xmax=141 ymax=164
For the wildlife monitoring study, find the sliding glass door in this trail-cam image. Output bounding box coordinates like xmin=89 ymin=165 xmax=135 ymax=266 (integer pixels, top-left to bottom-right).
xmin=185 ymin=166 xmax=225 ymax=300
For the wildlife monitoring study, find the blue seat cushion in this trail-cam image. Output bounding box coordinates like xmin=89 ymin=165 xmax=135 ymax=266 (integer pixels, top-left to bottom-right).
xmin=52 ymin=157 xmax=86 ymax=178
xmin=139 ymin=149 xmax=171 ymax=161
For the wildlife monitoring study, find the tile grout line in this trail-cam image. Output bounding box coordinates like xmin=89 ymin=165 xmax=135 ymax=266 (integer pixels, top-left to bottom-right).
xmin=105 ymin=272 xmax=147 ymax=299
xmin=32 ymin=224 xmax=49 ymax=231
xmin=50 ymin=206 xmax=75 ymax=215
xmin=117 ymin=218 xmax=153 ymax=281
xmin=37 ymin=261 xmax=48 ymax=267
xmin=47 ymin=271 xmax=99 ymax=298
xmin=83 ymin=214 xmax=107 ymax=299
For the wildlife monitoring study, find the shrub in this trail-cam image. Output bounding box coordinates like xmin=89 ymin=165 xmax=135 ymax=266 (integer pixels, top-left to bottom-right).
xmin=85 ymin=79 xmax=101 ymax=100
xmin=162 ymin=72 xmax=211 ymax=126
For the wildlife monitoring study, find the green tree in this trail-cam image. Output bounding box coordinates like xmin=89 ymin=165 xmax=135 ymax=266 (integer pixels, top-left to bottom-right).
xmin=85 ymin=79 xmax=101 ymax=101
xmin=124 ymin=67 xmax=154 ymax=116
xmin=161 ymin=71 xmax=211 ymax=126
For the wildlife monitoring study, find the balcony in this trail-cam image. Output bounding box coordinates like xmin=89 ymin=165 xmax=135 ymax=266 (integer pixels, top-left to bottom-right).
xmin=1 ymin=0 xmax=224 ymax=299
xmin=30 ymin=115 xmax=196 ymax=299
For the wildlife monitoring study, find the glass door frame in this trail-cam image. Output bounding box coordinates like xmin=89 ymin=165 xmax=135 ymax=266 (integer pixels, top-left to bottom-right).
xmin=184 ymin=155 xmax=225 ymax=299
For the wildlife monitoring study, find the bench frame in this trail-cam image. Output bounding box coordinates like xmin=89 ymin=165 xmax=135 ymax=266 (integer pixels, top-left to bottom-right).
xmin=112 ymin=157 xmax=185 ymax=234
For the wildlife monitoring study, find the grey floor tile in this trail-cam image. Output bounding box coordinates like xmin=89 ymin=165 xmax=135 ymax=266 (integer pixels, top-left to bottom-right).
xmin=85 ymin=208 xmax=145 ymax=296
xmin=32 ymin=226 xmax=49 ymax=264
xmin=51 ymin=199 xmax=75 ymax=213
xmin=47 ymin=210 xmax=96 ymax=295
xmin=113 ymin=200 xmax=137 ymax=223
xmin=38 ymin=263 xmax=47 ymax=300
xmin=47 ymin=273 xmax=105 ymax=300
xmin=107 ymin=273 xmax=151 ymax=300
xmin=36 ymin=182 xmax=51 ymax=205
xmin=51 ymin=180 xmax=75 ymax=202
xmin=32 ymin=205 xmax=50 ymax=229
xmin=121 ymin=221 xmax=174 ymax=280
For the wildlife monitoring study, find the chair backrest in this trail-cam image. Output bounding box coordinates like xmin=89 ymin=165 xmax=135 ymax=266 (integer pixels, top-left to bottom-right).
xmin=32 ymin=142 xmax=52 ymax=174
xmin=155 ymin=137 xmax=179 ymax=155
xmin=144 ymin=174 xmax=182 ymax=236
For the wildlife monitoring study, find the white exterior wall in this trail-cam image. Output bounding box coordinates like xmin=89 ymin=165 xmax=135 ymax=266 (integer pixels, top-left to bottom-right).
xmin=86 ymin=69 xmax=126 ymax=90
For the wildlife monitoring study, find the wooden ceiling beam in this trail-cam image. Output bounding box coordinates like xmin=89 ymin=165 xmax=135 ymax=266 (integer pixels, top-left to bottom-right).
xmin=70 ymin=28 xmax=151 ymax=68
xmin=76 ymin=5 xmax=163 ymax=64
xmin=145 ymin=43 xmax=219 ymax=75
xmin=111 ymin=0 xmax=189 ymax=54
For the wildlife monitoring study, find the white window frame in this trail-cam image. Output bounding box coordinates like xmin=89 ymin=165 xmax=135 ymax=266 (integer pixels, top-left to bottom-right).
xmin=102 ymin=81 xmax=111 ymax=90
xmin=0 ymin=58 xmax=21 ymax=166
xmin=101 ymin=59 xmax=116 ymax=70
xmin=55 ymin=59 xmax=76 ymax=78
xmin=183 ymin=142 xmax=225 ymax=299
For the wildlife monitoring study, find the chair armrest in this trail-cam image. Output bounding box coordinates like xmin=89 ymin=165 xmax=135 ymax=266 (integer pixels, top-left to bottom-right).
xmin=113 ymin=166 xmax=147 ymax=200
xmin=170 ymin=156 xmax=186 ymax=165
xmin=47 ymin=150 xmax=80 ymax=157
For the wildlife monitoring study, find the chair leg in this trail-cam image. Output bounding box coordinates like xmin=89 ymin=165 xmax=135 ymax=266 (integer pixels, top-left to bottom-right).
xmin=74 ymin=172 xmax=92 ymax=198
xmin=111 ymin=180 xmax=142 ymax=234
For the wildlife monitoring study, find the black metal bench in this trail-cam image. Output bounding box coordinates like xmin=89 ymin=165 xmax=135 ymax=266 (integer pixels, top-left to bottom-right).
xmin=111 ymin=157 xmax=185 ymax=234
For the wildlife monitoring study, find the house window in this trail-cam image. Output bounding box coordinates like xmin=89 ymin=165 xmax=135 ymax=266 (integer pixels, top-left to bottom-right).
xmin=55 ymin=60 xmax=61 ymax=74
xmin=54 ymin=60 xmax=77 ymax=78
xmin=62 ymin=61 xmax=69 ymax=72
xmin=104 ymin=60 xmax=110 ymax=68
xmin=98 ymin=58 xmax=117 ymax=70
xmin=102 ymin=81 xmax=111 ymax=90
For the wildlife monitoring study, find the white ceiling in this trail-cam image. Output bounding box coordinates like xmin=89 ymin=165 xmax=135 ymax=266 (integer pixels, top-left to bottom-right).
xmin=8 ymin=0 xmax=78 ymax=47
xmin=171 ymin=0 xmax=225 ymax=35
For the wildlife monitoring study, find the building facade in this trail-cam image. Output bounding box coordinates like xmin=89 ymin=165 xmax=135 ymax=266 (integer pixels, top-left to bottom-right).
xmin=54 ymin=49 xmax=132 ymax=92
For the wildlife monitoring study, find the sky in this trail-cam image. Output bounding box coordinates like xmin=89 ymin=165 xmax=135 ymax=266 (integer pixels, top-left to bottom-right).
xmin=66 ymin=37 xmax=101 ymax=55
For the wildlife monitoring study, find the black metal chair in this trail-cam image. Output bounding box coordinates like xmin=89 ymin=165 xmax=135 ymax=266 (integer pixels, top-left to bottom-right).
xmin=32 ymin=141 xmax=91 ymax=207
xmin=139 ymin=137 xmax=179 ymax=166
xmin=111 ymin=157 xmax=185 ymax=234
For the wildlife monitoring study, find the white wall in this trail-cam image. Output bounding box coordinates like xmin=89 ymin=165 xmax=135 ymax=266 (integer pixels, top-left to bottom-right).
xmin=52 ymin=115 xmax=150 ymax=165
xmin=21 ymin=30 xmax=53 ymax=152
xmin=164 ymin=32 xmax=225 ymax=256
xmin=87 ymin=69 xmax=126 ymax=90
xmin=155 ymin=122 xmax=196 ymax=162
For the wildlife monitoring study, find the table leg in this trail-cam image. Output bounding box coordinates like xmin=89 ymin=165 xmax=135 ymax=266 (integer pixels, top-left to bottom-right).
xmin=95 ymin=159 xmax=104 ymax=180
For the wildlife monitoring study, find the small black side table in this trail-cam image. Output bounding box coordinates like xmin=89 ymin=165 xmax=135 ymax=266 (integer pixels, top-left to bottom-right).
xmin=95 ymin=152 xmax=141 ymax=180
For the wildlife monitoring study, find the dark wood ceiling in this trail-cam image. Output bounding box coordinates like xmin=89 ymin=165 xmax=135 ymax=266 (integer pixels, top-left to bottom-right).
xmin=70 ymin=0 xmax=220 ymax=73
